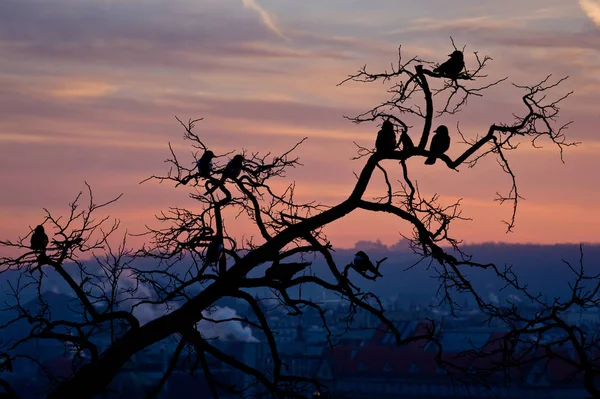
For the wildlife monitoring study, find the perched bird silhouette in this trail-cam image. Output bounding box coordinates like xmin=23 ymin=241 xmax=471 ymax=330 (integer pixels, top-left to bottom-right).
xmin=206 ymin=154 xmax=244 ymax=194
xmin=399 ymin=131 xmax=414 ymax=150
xmin=424 ymin=125 xmax=451 ymax=165
xmin=433 ymin=50 xmax=465 ymax=80
xmin=222 ymin=155 xmax=244 ymax=181
xmin=375 ymin=119 xmax=396 ymax=154
xmin=197 ymin=150 xmax=215 ymax=179
xmin=205 ymin=237 xmax=224 ymax=266
xmin=348 ymin=251 xmax=383 ymax=278
xmin=30 ymin=225 xmax=49 ymax=253
xmin=265 ymin=261 xmax=311 ymax=282
xmin=54 ymin=237 xmax=83 ymax=252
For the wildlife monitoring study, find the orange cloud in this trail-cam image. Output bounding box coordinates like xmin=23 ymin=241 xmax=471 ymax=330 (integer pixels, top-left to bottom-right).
xmin=49 ymin=81 xmax=118 ymax=98
xmin=0 ymin=0 xmax=599 ymax=252
xmin=580 ymin=0 xmax=600 ymax=26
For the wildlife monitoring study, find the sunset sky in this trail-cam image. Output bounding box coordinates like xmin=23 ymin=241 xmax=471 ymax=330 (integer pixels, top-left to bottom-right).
xmin=1 ymin=0 xmax=599 ymax=250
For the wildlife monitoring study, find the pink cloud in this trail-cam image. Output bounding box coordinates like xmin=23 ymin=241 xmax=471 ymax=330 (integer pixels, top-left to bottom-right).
xmin=1 ymin=0 xmax=599 ymax=252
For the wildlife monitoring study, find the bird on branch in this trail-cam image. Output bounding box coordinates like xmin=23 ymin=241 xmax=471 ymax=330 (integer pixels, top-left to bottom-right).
xmin=375 ymin=119 xmax=397 ymax=154
xmin=206 ymin=154 xmax=244 ymax=194
xmin=344 ymin=251 xmax=384 ymax=279
xmin=399 ymin=130 xmax=414 ymax=151
xmin=265 ymin=261 xmax=311 ymax=282
xmin=222 ymin=154 xmax=244 ymax=181
xmin=30 ymin=225 xmax=48 ymax=253
xmin=29 ymin=225 xmax=50 ymax=274
xmin=204 ymin=237 xmax=224 ymax=267
xmin=424 ymin=125 xmax=451 ymax=165
xmin=433 ymin=50 xmax=465 ymax=80
xmin=53 ymin=237 xmax=83 ymax=252
xmin=196 ymin=150 xmax=215 ymax=180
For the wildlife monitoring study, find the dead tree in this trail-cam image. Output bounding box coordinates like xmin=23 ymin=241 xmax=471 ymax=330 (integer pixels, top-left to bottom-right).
xmin=432 ymin=245 xmax=600 ymax=398
xmin=0 ymin=39 xmax=578 ymax=399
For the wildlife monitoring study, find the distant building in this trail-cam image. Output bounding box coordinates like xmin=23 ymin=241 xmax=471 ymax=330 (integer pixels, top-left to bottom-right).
xmin=312 ymin=320 xmax=590 ymax=399
xmin=5 ymin=304 xmax=597 ymax=399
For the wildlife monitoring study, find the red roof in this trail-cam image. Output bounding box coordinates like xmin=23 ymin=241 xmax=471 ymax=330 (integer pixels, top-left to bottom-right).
xmin=320 ymin=320 xmax=596 ymax=386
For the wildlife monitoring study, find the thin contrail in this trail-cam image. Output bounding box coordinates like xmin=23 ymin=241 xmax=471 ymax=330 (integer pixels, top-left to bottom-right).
xmin=242 ymin=0 xmax=288 ymax=41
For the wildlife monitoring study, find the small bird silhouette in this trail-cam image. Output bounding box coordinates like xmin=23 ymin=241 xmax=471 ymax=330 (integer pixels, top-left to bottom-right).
xmin=205 ymin=238 xmax=224 ymax=266
xmin=222 ymin=155 xmax=244 ymax=181
xmin=375 ymin=119 xmax=396 ymax=154
xmin=265 ymin=261 xmax=311 ymax=282
xmin=197 ymin=150 xmax=215 ymax=179
xmin=425 ymin=125 xmax=451 ymax=165
xmin=30 ymin=225 xmax=49 ymax=253
xmin=433 ymin=50 xmax=465 ymax=80
xmin=399 ymin=131 xmax=414 ymax=150
xmin=206 ymin=154 xmax=244 ymax=194
xmin=349 ymin=251 xmax=383 ymax=278
xmin=54 ymin=237 xmax=83 ymax=252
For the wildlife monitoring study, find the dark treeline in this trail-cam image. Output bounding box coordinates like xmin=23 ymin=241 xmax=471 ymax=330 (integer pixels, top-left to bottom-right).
xmin=3 ymin=241 xmax=597 ymax=310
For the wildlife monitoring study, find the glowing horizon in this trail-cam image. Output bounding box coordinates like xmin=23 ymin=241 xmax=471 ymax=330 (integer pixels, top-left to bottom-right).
xmin=1 ymin=0 xmax=599 ymax=251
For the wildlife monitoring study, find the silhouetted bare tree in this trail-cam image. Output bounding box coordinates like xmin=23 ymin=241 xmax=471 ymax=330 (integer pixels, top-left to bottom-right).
xmin=0 ymin=39 xmax=585 ymax=399
xmin=434 ymin=245 xmax=600 ymax=398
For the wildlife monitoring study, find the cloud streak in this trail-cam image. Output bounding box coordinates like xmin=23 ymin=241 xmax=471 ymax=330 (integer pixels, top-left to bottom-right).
xmin=0 ymin=0 xmax=599 ymax=249
xmin=580 ymin=0 xmax=600 ymax=26
xmin=242 ymin=0 xmax=288 ymax=41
